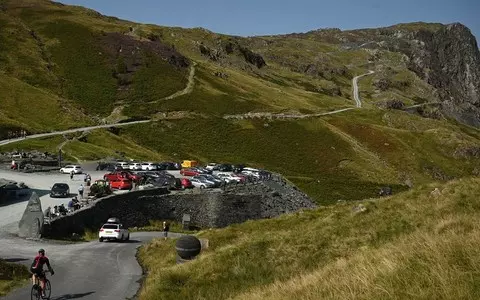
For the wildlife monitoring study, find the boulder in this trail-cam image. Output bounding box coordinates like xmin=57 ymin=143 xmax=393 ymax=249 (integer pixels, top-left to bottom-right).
xmin=18 ymin=192 xmax=44 ymax=239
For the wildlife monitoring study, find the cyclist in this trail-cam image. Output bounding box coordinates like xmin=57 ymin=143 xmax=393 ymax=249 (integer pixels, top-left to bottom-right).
xmin=31 ymin=249 xmax=54 ymax=297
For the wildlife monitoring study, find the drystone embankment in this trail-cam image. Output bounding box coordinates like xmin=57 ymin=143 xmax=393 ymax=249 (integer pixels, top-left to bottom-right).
xmin=43 ymin=177 xmax=316 ymax=239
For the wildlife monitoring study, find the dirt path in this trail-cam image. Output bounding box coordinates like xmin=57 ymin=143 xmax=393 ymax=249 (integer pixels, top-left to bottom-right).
xmin=146 ymin=61 xmax=197 ymax=104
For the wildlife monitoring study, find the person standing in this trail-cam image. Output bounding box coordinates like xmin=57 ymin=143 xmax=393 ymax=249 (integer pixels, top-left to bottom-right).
xmin=163 ymin=221 xmax=170 ymax=240
xmin=70 ymin=170 xmax=74 ymax=180
xmin=78 ymin=184 xmax=84 ymax=199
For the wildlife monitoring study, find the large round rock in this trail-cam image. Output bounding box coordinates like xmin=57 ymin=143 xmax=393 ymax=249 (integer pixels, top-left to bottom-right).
xmin=176 ymin=235 xmax=201 ymax=260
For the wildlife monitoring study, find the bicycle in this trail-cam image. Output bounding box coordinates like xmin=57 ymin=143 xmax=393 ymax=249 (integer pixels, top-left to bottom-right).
xmin=31 ymin=270 xmax=51 ymax=300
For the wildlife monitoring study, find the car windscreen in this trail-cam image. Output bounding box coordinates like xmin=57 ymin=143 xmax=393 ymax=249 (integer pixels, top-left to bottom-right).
xmin=102 ymin=224 xmax=118 ymax=229
xmin=53 ymin=184 xmax=68 ymax=189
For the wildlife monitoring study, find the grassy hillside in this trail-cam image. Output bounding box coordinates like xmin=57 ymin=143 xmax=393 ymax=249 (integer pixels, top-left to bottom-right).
xmin=138 ymin=177 xmax=480 ymax=300
xmin=0 ymin=259 xmax=29 ymax=297
xmin=0 ymin=0 xmax=478 ymax=205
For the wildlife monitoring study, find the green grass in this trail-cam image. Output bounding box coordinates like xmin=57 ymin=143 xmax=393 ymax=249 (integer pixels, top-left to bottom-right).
xmin=127 ymin=53 xmax=188 ymax=103
xmin=0 ymin=259 xmax=30 ymax=297
xmin=138 ymin=177 xmax=480 ymax=300
xmin=40 ymin=20 xmax=118 ymax=116
xmin=0 ymin=74 xmax=91 ymax=132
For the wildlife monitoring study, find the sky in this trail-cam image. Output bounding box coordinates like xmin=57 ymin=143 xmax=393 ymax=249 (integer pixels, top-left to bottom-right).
xmin=57 ymin=0 xmax=479 ymax=42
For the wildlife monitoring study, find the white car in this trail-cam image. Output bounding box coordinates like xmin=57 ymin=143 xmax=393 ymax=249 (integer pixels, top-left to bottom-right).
xmin=59 ymin=165 xmax=83 ymax=174
xmin=241 ymin=170 xmax=261 ymax=178
xmin=190 ymin=178 xmax=214 ymax=189
xmin=205 ymin=163 xmax=218 ymax=171
xmin=117 ymin=162 xmax=130 ymax=170
xmin=141 ymin=162 xmax=158 ymax=171
xmin=217 ymin=172 xmax=243 ymax=183
xmin=129 ymin=162 xmax=142 ymax=170
xmin=98 ymin=223 xmax=130 ymax=242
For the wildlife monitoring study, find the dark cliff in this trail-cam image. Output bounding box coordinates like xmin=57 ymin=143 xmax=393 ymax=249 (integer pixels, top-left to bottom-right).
xmin=405 ymin=24 xmax=480 ymax=127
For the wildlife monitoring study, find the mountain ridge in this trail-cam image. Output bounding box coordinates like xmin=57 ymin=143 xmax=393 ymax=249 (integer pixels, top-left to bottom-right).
xmin=0 ymin=0 xmax=479 ymax=204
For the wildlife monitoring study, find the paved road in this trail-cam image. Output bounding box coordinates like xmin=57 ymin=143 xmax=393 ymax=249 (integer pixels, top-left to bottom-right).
xmin=0 ymin=165 xmax=188 ymax=300
xmin=0 ymin=120 xmax=151 ymax=147
xmin=352 ymin=71 xmax=375 ymax=108
xmin=0 ymin=231 xmax=183 ymax=300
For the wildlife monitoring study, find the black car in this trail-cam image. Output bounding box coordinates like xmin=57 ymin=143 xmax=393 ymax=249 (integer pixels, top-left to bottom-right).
xmin=50 ymin=183 xmax=70 ymax=198
xmin=217 ymin=164 xmax=233 ymax=172
xmin=158 ymin=162 xmax=182 ymax=170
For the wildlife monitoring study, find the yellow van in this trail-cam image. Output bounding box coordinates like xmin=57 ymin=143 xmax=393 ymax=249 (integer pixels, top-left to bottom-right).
xmin=181 ymin=160 xmax=198 ymax=168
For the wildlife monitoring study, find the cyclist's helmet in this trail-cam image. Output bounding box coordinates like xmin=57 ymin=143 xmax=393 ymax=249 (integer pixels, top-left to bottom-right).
xmin=38 ymin=248 xmax=45 ymax=255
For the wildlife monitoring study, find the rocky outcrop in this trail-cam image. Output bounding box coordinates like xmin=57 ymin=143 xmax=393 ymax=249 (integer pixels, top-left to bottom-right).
xmin=405 ymin=24 xmax=480 ymax=127
xmin=198 ymin=41 xmax=266 ymax=69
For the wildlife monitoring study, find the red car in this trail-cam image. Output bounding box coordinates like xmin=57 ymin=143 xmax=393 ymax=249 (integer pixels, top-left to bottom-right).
xmin=104 ymin=171 xmax=142 ymax=182
xmin=180 ymin=168 xmax=200 ymax=176
xmin=109 ymin=179 xmax=132 ymax=190
xmin=181 ymin=178 xmax=193 ymax=189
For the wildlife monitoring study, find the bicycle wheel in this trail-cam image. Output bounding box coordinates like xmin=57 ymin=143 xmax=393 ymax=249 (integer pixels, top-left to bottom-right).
xmin=42 ymin=280 xmax=51 ymax=299
xmin=31 ymin=285 xmax=41 ymax=300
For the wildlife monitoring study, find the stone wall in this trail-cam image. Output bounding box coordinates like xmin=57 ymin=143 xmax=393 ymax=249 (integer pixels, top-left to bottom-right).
xmin=43 ymin=178 xmax=316 ymax=239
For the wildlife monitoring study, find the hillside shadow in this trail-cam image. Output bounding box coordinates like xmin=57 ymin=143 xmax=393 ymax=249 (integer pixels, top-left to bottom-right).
xmin=0 ymin=189 xmax=50 ymax=207
xmin=51 ymin=292 xmax=95 ymax=299
xmin=3 ymin=257 xmax=29 ymax=263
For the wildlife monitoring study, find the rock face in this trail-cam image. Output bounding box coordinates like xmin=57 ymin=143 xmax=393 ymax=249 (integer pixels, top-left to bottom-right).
xmin=18 ymin=192 xmax=44 ymax=239
xmin=405 ymin=24 xmax=480 ymax=127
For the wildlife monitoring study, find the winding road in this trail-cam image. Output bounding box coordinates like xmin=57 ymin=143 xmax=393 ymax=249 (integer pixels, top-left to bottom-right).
xmin=1 ymin=231 xmax=183 ymax=300
xmin=0 ymin=168 xmax=184 ymax=300
xmin=0 ymin=120 xmax=151 ymax=147
xmin=0 ymin=69 xmax=375 ymax=147
xmin=352 ymin=70 xmax=375 ymax=108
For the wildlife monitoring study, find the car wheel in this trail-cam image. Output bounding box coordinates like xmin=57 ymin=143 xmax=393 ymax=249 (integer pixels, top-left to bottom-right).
xmin=99 ymin=237 xmax=103 ymax=242
xmin=200 ymin=185 xmax=205 ymax=189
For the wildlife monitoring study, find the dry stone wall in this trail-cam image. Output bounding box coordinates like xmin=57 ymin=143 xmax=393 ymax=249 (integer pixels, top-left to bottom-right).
xmin=43 ymin=178 xmax=316 ymax=239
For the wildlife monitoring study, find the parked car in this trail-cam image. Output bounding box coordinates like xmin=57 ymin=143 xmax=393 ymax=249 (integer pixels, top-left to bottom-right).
xmin=50 ymin=183 xmax=70 ymax=198
xmin=117 ymin=162 xmax=130 ymax=170
xmin=181 ymin=160 xmax=198 ymax=168
xmin=217 ymin=164 xmax=234 ymax=172
xmin=141 ymin=162 xmax=158 ymax=171
xmin=205 ymin=163 xmax=219 ymax=171
xmin=59 ymin=165 xmax=83 ymax=174
xmin=190 ymin=177 xmax=214 ymax=189
xmin=129 ymin=162 xmax=142 ymax=171
xmin=180 ymin=168 xmax=200 ymax=176
xmin=216 ymin=173 xmax=237 ymax=183
xmin=180 ymin=178 xmax=193 ymax=189
xmin=158 ymin=162 xmax=182 ymax=170
xmin=197 ymin=174 xmax=222 ymax=187
xmin=98 ymin=222 xmax=130 ymax=242
xmin=196 ymin=167 xmax=213 ymax=174
xmin=192 ymin=175 xmax=217 ymax=187
xmin=109 ymin=178 xmax=132 ymax=190
xmin=241 ymin=169 xmax=261 ymax=179
xmin=104 ymin=171 xmax=142 ymax=182
xmin=217 ymin=172 xmax=244 ymax=183
xmin=233 ymin=164 xmax=246 ymax=173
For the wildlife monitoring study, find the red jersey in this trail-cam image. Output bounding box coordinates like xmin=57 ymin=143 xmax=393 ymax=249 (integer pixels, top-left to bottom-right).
xmin=32 ymin=255 xmax=50 ymax=270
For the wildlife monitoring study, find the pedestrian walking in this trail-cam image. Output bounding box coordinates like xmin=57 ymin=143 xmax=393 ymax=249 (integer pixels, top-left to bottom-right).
xmin=70 ymin=170 xmax=74 ymax=180
xmin=163 ymin=221 xmax=170 ymax=240
xmin=78 ymin=184 xmax=84 ymax=199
